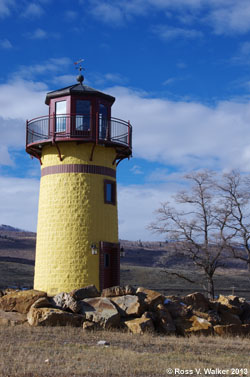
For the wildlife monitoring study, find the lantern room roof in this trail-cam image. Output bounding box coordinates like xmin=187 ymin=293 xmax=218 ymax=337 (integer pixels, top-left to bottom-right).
xmin=45 ymin=83 xmax=116 ymax=105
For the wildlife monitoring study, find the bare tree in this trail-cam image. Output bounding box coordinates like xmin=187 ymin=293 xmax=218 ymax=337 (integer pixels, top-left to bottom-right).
xmin=218 ymin=171 xmax=250 ymax=275
xmin=149 ymin=170 xmax=231 ymax=299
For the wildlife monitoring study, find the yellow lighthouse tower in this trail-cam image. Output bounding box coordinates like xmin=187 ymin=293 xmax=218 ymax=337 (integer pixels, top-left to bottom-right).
xmin=26 ymin=69 xmax=132 ymax=295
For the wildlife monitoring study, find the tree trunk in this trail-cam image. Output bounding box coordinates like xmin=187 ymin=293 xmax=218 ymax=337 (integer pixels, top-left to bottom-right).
xmin=207 ymin=276 xmax=214 ymax=299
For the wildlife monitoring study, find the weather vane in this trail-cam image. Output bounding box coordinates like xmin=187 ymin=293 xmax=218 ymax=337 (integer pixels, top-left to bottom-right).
xmin=74 ymin=58 xmax=85 ymax=84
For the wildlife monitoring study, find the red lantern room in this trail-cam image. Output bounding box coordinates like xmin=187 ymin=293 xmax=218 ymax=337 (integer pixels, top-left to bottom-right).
xmin=26 ymin=74 xmax=132 ymax=164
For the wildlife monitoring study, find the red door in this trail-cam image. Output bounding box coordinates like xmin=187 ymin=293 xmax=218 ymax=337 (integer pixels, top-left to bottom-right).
xmin=99 ymin=242 xmax=120 ymax=290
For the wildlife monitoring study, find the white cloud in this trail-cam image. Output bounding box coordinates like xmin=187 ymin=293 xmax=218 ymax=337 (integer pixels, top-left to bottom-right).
xmin=0 ymin=176 xmax=39 ymax=232
xmin=89 ymin=1 xmax=124 ymax=24
xmin=65 ymin=10 xmax=78 ymax=20
xmin=0 ymin=79 xmax=47 ymax=120
xmin=0 ymin=0 xmax=15 ymax=18
xmin=87 ymin=0 xmax=250 ymax=35
xmin=154 ymin=26 xmax=203 ymax=40
xmin=25 ymin=28 xmax=60 ymax=40
xmin=206 ymin=0 xmax=250 ymax=35
xmin=28 ymin=28 xmax=47 ymax=39
xmin=0 ymin=38 xmax=12 ymax=49
xmin=110 ymin=86 xmax=250 ymax=172
xmin=21 ymin=3 xmax=44 ymax=18
xmin=17 ymin=57 xmax=71 ymax=80
xmin=0 ymin=145 xmax=14 ymax=166
xmin=118 ymin=178 xmax=185 ymax=241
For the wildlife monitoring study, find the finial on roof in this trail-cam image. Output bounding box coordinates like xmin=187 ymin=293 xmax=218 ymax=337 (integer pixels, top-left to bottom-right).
xmin=74 ymin=58 xmax=85 ymax=85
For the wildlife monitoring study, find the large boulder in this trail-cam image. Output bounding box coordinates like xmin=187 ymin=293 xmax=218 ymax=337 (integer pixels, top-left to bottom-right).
xmin=124 ymin=317 xmax=155 ymax=334
xmin=136 ymin=287 xmax=165 ymax=310
xmin=192 ymin=310 xmax=221 ymax=326
xmin=0 ymin=309 xmax=27 ymax=326
xmin=27 ymin=307 xmax=84 ymax=327
xmin=0 ymin=289 xmax=47 ymax=314
xmin=175 ymin=315 xmax=213 ymax=336
xmin=183 ymin=292 xmax=211 ymax=312
xmin=214 ymin=324 xmax=250 ymax=336
xmin=51 ymin=292 xmax=81 ymax=313
xmin=164 ymin=299 xmax=191 ymax=320
xmin=240 ymin=302 xmax=250 ymax=324
xmin=101 ymin=285 xmax=136 ymax=298
xmin=154 ymin=304 xmax=176 ymax=334
xmin=216 ymin=295 xmax=243 ymax=315
xmin=110 ymin=295 xmax=144 ymax=317
xmin=70 ymin=285 xmax=99 ymax=301
xmin=218 ymin=309 xmax=242 ymax=325
xmin=31 ymin=297 xmax=53 ymax=309
xmin=80 ymin=297 xmax=120 ymax=328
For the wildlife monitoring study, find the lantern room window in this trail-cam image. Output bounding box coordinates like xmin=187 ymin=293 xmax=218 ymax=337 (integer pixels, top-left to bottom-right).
xmin=76 ymin=100 xmax=91 ymax=131
xmin=99 ymin=104 xmax=108 ymax=139
xmin=55 ymin=100 xmax=67 ymax=132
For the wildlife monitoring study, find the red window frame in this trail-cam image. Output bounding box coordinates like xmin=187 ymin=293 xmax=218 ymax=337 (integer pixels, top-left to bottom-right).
xmin=104 ymin=179 xmax=116 ymax=205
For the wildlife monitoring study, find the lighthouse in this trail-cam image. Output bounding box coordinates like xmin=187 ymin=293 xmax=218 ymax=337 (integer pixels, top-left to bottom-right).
xmin=26 ymin=70 xmax=132 ymax=295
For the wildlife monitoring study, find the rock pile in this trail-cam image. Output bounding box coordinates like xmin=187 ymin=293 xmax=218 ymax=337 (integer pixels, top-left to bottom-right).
xmin=0 ymin=286 xmax=250 ymax=336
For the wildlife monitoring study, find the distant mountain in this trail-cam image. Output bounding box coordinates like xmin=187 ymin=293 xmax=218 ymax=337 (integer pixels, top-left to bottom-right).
xmin=0 ymin=224 xmax=24 ymax=232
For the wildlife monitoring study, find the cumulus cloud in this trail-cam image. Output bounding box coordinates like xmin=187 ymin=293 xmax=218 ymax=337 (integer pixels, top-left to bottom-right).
xmin=86 ymin=0 xmax=250 ymax=35
xmin=21 ymin=2 xmax=44 ymax=18
xmin=0 ymin=38 xmax=12 ymax=49
xmin=118 ymin=178 xmax=185 ymax=240
xmin=153 ymin=25 xmax=203 ymax=40
xmin=0 ymin=0 xmax=15 ymax=18
xmin=110 ymin=86 xmax=250 ymax=172
xmin=27 ymin=28 xmax=47 ymax=39
xmin=16 ymin=57 xmax=72 ymax=81
xmin=0 ymin=176 xmax=39 ymax=231
xmin=0 ymin=79 xmax=47 ymax=120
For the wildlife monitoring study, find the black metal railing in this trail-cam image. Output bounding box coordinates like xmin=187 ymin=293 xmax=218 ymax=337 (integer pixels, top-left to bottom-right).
xmin=26 ymin=114 xmax=132 ymax=150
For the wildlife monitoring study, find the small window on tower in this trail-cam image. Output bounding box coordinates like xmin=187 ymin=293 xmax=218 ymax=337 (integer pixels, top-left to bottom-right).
xmin=104 ymin=180 xmax=116 ymax=205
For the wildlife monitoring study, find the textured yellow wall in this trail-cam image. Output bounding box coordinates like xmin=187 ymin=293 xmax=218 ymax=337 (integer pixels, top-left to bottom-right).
xmin=34 ymin=142 xmax=118 ymax=295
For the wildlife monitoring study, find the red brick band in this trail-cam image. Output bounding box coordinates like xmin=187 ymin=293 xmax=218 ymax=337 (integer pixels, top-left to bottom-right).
xmin=41 ymin=164 xmax=116 ymax=178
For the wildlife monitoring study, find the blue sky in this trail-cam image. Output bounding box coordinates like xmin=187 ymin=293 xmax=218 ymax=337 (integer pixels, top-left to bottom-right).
xmin=1 ymin=0 xmax=250 ymax=240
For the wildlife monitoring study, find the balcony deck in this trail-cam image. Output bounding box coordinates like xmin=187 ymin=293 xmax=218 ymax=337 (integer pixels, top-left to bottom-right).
xmin=26 ymin=114 xmax=132 ymax=161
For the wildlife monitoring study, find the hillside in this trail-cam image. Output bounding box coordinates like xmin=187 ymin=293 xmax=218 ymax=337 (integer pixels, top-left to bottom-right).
xmin=0 ymin=226 xmax=250 ymax=298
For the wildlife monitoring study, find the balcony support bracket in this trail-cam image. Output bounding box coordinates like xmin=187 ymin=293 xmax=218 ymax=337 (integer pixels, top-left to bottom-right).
xmin=27 ymin=148 xmax=42 ymax=166
xmin=53 ymin=140 xmax=63 ymax=162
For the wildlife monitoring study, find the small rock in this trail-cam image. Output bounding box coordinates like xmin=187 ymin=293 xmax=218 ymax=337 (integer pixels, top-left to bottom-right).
xmin=175 ymin=315 xmax=213 ymax=336
xmin=31 ymin=297 xmax=53 ymax=309
xmin=70 ymin=285 xmax=99 ymax=301
xmin=165 ymin=300 xmax=190 ymax=319
xmin=154 ymin=304 xmax=176 ymax=334
xmin=110 ymin=295 xmax=144 ymax=317
xmin=80 ymin=297 xmax=120 ymax=328
xmin=216 ymin=295 xmax=243 ymax=315
xmin=101 ymin=285 xmax=136 ymax=297
xmin=51 ymin=292 xmax=81 ymax=313
xmin=27 ymin=307 xmax=84 ymax=327
xmin=0 ymin=289 xmax=47 ymax=314
xmin=183 ymin=292 xmax=211 ymax=312
xmin=136 ymin=287 xmax=165 ymax=310
xmin=219 ymin=309 xmax=242 ymax=325
xmin=124 ymin=317 xmax=155 ymax=334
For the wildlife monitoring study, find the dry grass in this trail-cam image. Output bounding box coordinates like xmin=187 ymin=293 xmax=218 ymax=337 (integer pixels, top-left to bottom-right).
xmin=0 ymin=326 xmax=250 ymax=377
